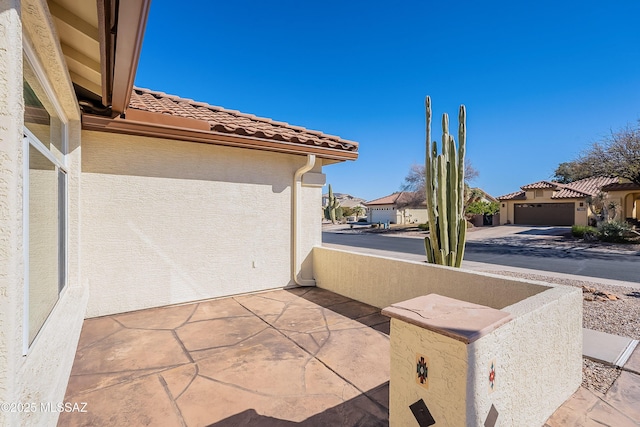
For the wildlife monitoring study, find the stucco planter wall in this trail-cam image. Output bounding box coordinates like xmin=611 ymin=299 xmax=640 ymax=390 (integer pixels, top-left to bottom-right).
xmin=313 ymin=247 xmax=582 ymax=426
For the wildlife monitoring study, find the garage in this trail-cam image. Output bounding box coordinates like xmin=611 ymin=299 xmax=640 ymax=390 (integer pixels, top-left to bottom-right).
xmin=514 ymin=203 xmax=575 ymax=226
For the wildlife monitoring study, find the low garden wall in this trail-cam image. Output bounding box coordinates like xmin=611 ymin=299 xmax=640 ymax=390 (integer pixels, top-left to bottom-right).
xmin=313 ymin=246 xmax=582 ymax=426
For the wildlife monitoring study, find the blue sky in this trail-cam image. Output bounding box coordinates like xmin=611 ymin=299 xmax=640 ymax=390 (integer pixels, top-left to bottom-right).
xmin=135 ymin=0 xmax=640 ymax=201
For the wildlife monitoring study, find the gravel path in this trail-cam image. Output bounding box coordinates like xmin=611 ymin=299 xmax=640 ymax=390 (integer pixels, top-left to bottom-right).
xmin=483 ymin=270 xmax=640 ymax=394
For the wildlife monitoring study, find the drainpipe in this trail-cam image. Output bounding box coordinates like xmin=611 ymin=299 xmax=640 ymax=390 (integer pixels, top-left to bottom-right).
xmin=292 ymin=154 xmax=316 ymax=286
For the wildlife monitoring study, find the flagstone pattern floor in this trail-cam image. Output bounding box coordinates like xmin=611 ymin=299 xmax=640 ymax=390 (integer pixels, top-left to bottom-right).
xmin=58 ymin=288 xmax=390 ymax=426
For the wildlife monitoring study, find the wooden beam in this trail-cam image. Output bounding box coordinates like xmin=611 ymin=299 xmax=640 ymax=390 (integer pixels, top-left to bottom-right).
xmin=49 ymin=1 xmax=99 ymax=42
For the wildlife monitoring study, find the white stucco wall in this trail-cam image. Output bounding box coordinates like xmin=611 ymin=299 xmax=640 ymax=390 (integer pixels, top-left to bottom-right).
xmin=0 ymin=2 xmax=86 ymax=426
xmin=389 ymin=320 xmax=468 ymax=426
xmin=314 ymin=247 xmax=582 ymax=426
xmin=313 ymin=247 xmax=548 ymax=310
xmin=81 ymin=131 xmax=323 ymax=317
xmin=403 ymin=208 xmax=428 ymax=224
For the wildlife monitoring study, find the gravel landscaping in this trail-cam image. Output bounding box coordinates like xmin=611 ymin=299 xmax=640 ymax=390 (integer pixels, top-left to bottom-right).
xmin=483 ymin=270 xmax=640 ymax=394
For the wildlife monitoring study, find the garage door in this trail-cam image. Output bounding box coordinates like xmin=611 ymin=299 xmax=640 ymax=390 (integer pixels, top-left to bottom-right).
xmin=514 ymin=203 xmax=574 ymax=226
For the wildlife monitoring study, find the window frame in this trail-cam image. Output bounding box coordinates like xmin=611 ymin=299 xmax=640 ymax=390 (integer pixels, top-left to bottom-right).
xmin=22 ymin=37 xmax=69 ymax=354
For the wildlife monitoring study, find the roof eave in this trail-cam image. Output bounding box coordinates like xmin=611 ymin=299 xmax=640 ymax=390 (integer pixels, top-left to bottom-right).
xmin=81 ymin=114 xmax=358 ymax=161
xmin=101 ymin=0 xmax=151 ymax=114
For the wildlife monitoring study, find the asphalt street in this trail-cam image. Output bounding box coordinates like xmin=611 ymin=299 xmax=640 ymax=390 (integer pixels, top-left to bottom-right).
xmin=322 ymin=231 xmax=640 ymax=283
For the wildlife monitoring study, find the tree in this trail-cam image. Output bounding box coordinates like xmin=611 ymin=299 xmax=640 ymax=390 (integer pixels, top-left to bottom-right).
xmin=555 ymin=120 xmax=640 ymax=185
xmin=552 ymin=161 xmax=592 ymax=183
xmin=400 ymin=161 xmax=479 ymax=208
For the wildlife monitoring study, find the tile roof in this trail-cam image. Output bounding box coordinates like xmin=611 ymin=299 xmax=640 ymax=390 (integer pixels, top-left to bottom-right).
xmin=520 ymin=181 xmax=560 ymax=190
xmin=365 ymin=192 xmax=403 ymax=205
xmin=497 ymin=190 xmax=526 ymax=201
xmin=552 ymin=176 xmax=618 ymax=199
xmin=128 ymin=87 xmax=358 ymax=153
xmin=499 ymin=176 xmax=621 ymax=201
xmin=365 ymin=191 xmax=426 ymax=207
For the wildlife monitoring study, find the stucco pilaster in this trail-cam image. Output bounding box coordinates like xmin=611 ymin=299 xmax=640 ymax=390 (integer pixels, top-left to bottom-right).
xmin=0 ymin=1 xmax=24 ymax=424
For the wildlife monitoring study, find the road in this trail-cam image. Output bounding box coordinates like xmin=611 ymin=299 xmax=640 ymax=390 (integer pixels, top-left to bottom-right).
xmin=322 ymin=231 xmax=640 ymax=284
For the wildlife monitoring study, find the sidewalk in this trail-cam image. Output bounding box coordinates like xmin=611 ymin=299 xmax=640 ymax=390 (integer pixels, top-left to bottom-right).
xmin=546 ymin=331 xmax=640 ymax=426
xmin=322 ymin=242 xmax=640 ymax=425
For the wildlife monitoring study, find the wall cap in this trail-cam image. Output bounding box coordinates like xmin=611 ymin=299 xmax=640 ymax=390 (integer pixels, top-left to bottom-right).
xmin=382 ymin=293 xmax=512 ymax=344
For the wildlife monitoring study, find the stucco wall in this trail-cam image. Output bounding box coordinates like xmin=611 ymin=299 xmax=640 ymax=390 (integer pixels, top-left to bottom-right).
xmin=81 ymin=131 xmax=323 ymax=317
xmin=315 ymin=247 xmax=582 ymax=426
xmin=389 ymin=320 xmax=468 ymax=426
xmin=0 ymin=2 xmax=86 ymax=426
xmin=388 ymin=286 xmax=581 ymax=426
xmin=403 ymin=208 xmax=428 ymax=224
xmin=607 ymin=190 xmax=640 ymax=220
xmin=313 ymin=246 xmax=548 ymax=309
xmin=0 ymin=5 xmax=25 ymax=424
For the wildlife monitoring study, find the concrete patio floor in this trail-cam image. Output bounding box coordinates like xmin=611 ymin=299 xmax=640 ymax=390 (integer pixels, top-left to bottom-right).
xmin=58 ymin=285 xmax=639 ymax=426
xmin=58 ymin=287 xmax=390 ymax=426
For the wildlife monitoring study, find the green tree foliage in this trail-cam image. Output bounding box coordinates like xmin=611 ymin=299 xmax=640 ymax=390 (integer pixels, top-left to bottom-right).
xmin=554 ymin=120 xmax=640 ymax=185
xmin=552 ymin=161 xmax=593 ymax=183
xmin=465 ymin=201 xmax=499 ymax=215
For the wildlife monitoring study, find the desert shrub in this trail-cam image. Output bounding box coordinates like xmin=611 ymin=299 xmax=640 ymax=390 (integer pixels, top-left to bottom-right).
xmin=466 ymin=201 xmax=500 ymax=215
xmin=417 ymin=223 xmax=429 ymax=231
xmin=571 ymin=225 xmax=597 ymax=239
xmin=597 ymin=220 xmax=631 ymax=242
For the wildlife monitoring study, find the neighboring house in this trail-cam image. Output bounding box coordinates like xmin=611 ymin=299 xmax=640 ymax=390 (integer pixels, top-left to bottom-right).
xmin=321 ymin=192 xmax=367 ymax=219
xmin=496 ymin=176 xmax=633 ymax=226
xmin=601 ymin=181 xmax=640 ymax=226
xmin=0 ymin=1 xmax=357 ymax=425
xmin=468 ymin=187 xmax=497 ymax=204
xmin=365 ymin=192 xmax=428 ymax=224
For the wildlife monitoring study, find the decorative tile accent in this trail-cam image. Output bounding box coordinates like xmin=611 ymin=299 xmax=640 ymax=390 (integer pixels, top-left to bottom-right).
xmin=416 ymin=354 xmax=429 ymax=389
xmin=484 ymin=404 xmax=499 ymax=427
xmin=410 ymin=399 xmax=436 ymax=427
xmin=488 ymin=359 xmax=496 ymax=393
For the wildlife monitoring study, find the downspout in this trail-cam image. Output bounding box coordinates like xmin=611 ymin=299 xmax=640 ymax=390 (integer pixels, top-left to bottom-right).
xmin=292 ymin=154 xmax=316 ymax=286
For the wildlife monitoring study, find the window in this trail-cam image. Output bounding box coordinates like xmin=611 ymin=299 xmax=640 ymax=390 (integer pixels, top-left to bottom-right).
xmin=535 ymin=189 xmax=544 ymax=197
xmin=23 ymin=47 xmax=68 ymax=350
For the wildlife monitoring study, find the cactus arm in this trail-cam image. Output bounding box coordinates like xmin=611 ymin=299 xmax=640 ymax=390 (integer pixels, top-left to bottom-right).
xmin=422 ymin=97 xmax=468 ymax=267
xmin=424 ymin=236 xmax=434 ymax=264
xmin=436 ymin=155 xmax=449 ymax=256
xmin=455 ymin=218 xmax=467 ymax=267
xmin=424 ymin=96 xmax=441 ymax=261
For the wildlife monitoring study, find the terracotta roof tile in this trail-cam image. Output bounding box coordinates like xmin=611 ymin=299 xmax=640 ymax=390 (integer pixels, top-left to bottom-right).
xmin=365 ymin=191 xmax=426 ymax=207
xmin=128 ymin=88 xmax=358 ymax=152
xmin=520 ymin=181 xmax=561 ymax=190
xmin=497 ymin=190 xmax=526 ymax=201
xmin=552 ymin=176 xmax=619 ymax=199
xmin=366 ymin=192 xmax=403 ymax=205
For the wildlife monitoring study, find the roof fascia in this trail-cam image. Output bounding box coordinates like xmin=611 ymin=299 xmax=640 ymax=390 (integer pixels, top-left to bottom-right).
xmin=109 ymin=0 xmax=151 ymax=114
xmin=82 ymin=114 xmax=358 ymax=161
xmin=96 ymin=0 xmax=113 ymax=106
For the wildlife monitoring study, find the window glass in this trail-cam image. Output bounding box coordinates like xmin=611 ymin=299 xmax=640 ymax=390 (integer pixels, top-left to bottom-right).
xmin=23 ymin=55 xmax=64 ymax=162
xmin=28 ymin=145 xmax=59 ymax=345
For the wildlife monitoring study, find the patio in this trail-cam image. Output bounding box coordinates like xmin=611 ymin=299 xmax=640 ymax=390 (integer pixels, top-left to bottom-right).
xmin=58 ymin=287 xmax=390 ymax=426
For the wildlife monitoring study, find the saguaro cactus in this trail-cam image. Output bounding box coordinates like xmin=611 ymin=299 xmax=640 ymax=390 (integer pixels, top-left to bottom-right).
xmin=424 ymin=96 xmax=467 ymax=267
xmin=325 ymin=184 xmax=340 ymax=224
